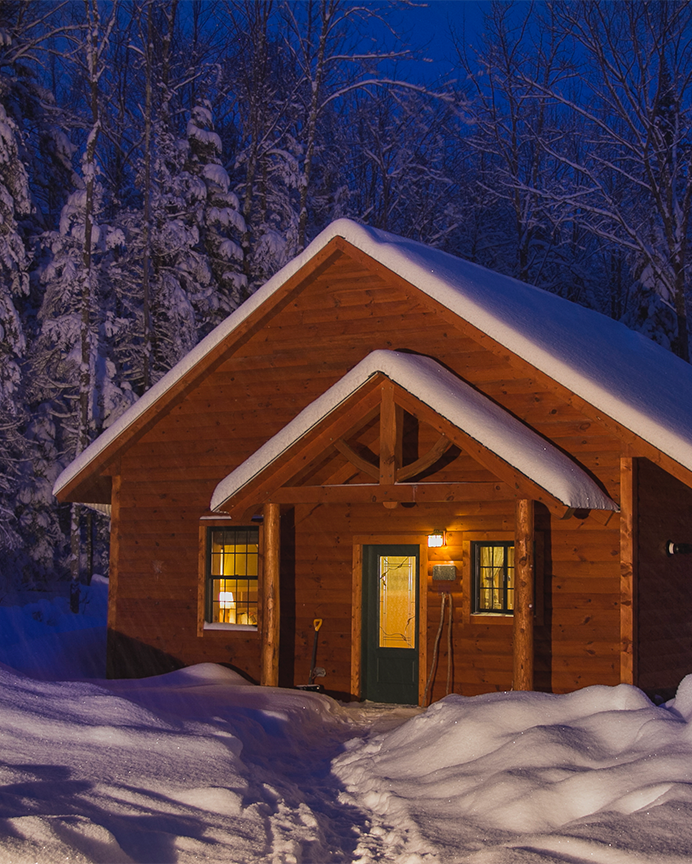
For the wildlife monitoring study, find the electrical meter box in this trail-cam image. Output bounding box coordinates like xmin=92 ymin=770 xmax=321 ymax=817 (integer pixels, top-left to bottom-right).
xmin=432 ymin=564 xmax=457 ymax=592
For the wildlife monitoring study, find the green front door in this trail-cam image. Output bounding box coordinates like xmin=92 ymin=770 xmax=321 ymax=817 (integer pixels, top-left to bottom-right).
xmin=362 ymin=545 xmax=419 ymax=704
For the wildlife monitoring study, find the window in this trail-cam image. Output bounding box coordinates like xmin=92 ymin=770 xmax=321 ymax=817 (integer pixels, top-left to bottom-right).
xmin=473 ymin=542 xmax=514 ymax=614
xmin=206 ymin=527 xmax=259 ymax=627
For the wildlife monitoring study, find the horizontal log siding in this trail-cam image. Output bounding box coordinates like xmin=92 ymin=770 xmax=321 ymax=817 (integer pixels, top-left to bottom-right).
xmin=637 ymin=459 xmax=692 ymax=694
xmin=109 ymin=251 xmax=624 ymax=691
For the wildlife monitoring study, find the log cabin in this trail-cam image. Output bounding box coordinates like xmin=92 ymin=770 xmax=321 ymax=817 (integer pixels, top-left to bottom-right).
xmin=54 ymin=219 xmax=692 ymax=704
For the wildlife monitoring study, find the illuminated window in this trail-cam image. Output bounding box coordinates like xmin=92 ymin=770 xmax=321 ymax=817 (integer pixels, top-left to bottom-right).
xmin=473 ymin=542 xmax=514 ymax=614
xmin=207 ymin=527 xmax=259 ymax=627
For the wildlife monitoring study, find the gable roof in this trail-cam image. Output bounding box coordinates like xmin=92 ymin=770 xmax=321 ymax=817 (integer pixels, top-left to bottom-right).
xmin=54 ymin=218 xmax=692 ymax=501
xmin=210 ymin=350 xmax=617 ymax=513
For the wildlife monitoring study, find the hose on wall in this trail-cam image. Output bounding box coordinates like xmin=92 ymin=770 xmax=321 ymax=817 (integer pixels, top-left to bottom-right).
xmin=423 ymin=592 xmax=454 ymax=706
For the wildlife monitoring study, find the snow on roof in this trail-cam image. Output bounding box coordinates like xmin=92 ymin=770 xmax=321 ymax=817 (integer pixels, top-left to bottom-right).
xmin=54 ymin=218 xmax=692 ymax=500
xmin=210 ymin=350 xmax=617 ymax=512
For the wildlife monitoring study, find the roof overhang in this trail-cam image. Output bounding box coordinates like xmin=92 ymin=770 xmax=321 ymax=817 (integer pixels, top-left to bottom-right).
xmin=53 ymin=218 xmax=692 ymax=504
xmin=211 ymin=350 xmax=618 ymax=515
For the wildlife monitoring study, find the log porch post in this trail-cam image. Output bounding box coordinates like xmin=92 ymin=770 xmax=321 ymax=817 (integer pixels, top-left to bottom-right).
xmin=513 ymin=498 xmax=535 ymax=691
xmin=261 ymin=502 xmax=280 ymax=687
xmin=619 ymin=456 xmax=638 ymax=685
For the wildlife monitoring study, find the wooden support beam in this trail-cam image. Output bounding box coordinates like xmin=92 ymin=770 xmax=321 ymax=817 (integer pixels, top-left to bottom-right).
xmin=619 ymin=457 xmax=638 ymax=685
xmin=379 ymin=383 xmax=402 ymax=485
xmin=334 ymin=439 xmax=379 ymax=479
xmin=391 ymin=386 xmax=569 ymax=517
xmin=350 ymin=543 xmax=363 ymax=700
xmin=261 ymin=502 xmax=280 ymax=687
xmin=513 ymin=498 xmax=534 ymax=691
xmin=397 ymin=434 xmax=451 ymax=481
xmin=265 ymin=481 xmax=513 ymax=506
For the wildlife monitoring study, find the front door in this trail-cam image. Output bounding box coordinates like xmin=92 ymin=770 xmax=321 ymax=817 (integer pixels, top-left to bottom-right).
xmin=362 ymin=545 xmax=419 ymax=704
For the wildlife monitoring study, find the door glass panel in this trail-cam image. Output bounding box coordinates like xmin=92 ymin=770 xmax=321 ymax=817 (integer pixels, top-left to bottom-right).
xmin=378 ymin=555 xmax=416 ymax=649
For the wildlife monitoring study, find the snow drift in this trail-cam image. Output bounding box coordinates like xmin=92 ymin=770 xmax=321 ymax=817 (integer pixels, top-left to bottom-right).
xmin=1 ymin=645 xmax=692 ymax=861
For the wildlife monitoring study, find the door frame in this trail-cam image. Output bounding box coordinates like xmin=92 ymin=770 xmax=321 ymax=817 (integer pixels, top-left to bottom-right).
xmin=351 ymin=534 xmax=428 ymax=704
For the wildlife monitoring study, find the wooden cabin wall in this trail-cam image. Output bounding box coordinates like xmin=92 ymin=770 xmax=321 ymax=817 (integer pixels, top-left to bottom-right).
xmin=405 ymin=423 xmax=622 ymax=697
xmin=637 ymin=459 xmax=692 ymax=696
xmin=106 ymin=249 xmax=623 ymax=693
xmin=108 ymin=457 xmax=262 ymax=680
xmin=285 ymin=496 xmax=621 ymax=702
xmin=423 ymin=507 xmax=621 ymax=700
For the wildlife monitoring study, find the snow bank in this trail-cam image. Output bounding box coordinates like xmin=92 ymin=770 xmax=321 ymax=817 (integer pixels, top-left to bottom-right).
xmin=335 ymin=681 xmax=692 ymax=862
xmin=0 ymin=663 xmax=258 ymax=863
xmin=2 ymin=652 xmax=692 ymax=861
xmin=2 ymin=584 xmax=692 ymax=862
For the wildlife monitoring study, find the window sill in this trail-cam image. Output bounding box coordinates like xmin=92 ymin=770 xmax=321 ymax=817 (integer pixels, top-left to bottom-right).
xmin=203 ymin=622 xmax=258 ymax=632
xmin=471 ymin=613 xmax=514 ymax=623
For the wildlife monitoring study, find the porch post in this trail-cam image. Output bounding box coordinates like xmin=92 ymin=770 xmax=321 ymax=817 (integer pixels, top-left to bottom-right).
xmin=619 ymin=457 xmax=637 ymax=685
xmin=513 ymin=498 xmax=535 ymax=691
xmin=261 ymin=502 xmax=280 ymax=687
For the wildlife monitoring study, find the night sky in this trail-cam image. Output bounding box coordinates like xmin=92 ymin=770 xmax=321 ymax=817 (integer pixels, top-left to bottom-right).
xmin=386 ymin=0 xmax=491 ymax=82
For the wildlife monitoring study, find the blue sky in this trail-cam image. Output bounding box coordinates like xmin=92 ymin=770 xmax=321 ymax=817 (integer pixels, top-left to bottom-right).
xmin=402 ymin=1 xmax=488 ymax=69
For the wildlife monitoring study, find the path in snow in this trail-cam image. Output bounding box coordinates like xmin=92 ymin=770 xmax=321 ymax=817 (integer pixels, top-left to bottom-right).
xmin=101 ymin=671 xmax=422 ymax=862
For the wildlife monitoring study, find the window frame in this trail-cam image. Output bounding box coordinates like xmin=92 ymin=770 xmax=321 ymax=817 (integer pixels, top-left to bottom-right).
xmin=198 ymin=520 xmax=262 ymax=634
xmin=472 ymin=541 xmax=515 ymax=616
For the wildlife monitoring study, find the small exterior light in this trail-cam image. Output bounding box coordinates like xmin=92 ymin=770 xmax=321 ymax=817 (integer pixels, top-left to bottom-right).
xmin=428 ymin=529 xmax=446 ymax=548
xmin=667 ymin=541 xmax=692 ymax=556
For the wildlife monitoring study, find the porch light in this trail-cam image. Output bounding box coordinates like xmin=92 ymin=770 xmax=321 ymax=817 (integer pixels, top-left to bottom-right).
xmin=428 ymin=529 xmax=446 ymax=548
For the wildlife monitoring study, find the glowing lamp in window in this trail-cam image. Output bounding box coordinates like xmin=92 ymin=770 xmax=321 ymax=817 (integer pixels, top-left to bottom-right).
xmin=428 ymin=529 xmax=446 ymax=548
xmin=217 ymin=589 xmax=236 ymax=623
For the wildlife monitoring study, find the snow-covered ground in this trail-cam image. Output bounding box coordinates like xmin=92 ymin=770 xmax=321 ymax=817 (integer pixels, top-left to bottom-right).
xmin=1 ymin=582 xmax=692 ymax=862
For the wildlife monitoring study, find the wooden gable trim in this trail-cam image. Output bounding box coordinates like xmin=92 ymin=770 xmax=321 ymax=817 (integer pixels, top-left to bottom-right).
xmin=390 ymin=385 xmax=570 ymax=517
xmin=334 ymin=439 xmax=379 ymax=480
xmin=218 ymin=375 xmax=574 ymax=520
xmin=397 ymin=434 xmax=451 ymax=482
xmin=57 ymin=241 xmax=347 ymax=503
xmin=221 ymin=378 xmax=385 ymax=519
xmin=337 ymin=237 xmax=692 ymax=497
xmin=379 ymin=382 xmax=403 ymax=485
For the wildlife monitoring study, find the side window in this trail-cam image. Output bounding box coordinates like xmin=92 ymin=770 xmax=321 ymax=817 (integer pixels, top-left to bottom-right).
xmin=207 ymin=527 xmax=259 ymax=627
xmin=472 ymin=542 xmax=514 ymax=614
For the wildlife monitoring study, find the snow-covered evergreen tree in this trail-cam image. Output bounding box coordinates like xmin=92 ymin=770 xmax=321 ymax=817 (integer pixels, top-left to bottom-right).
xmin=117 ymin=98 xmax=247 ymax=388
xmin=0 ymin=99 xmax=31 ymax=562
xmin=186 ymin=102 xmax=247 ymax=330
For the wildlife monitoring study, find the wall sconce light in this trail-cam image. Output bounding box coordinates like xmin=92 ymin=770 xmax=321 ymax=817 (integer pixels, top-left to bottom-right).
xmin=666 ymin=541 xmax=692 ymax=556
xmin=428 ymin=529 xmax=446 ymax=548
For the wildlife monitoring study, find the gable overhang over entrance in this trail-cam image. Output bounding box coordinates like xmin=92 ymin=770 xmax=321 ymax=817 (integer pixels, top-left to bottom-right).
xmin=53 ymin=217 xmax=692 ymax=509
xmin=210 ymin=350 xmax=618 ymax=518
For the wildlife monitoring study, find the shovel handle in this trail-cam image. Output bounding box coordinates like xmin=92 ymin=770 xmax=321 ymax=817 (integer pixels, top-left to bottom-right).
xmin=313 ymin=618 xmax=323 ymax=632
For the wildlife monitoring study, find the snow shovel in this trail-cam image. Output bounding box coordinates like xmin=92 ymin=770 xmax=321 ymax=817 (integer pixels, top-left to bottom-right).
xmin=296 ymin=618 xmax=324 ymax=692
